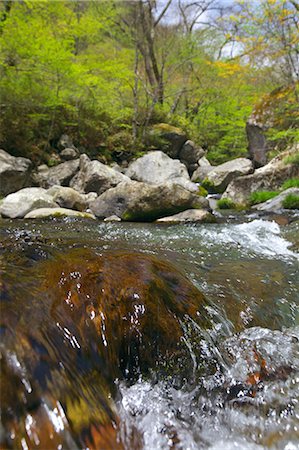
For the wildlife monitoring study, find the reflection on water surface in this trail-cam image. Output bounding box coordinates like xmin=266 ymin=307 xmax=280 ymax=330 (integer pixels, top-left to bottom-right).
xmin=0 ymin=217 xmax=298 ymax=449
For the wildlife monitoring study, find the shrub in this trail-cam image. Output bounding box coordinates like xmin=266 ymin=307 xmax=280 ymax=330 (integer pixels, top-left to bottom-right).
xmin=281 ymin=178 xmax=299 ymax=190
xmin=201 ymin=178 xmax=218 ymax=193
xmin=217 ymin=198 xmax=236 ymax=209
xmin=283 ymin=152 xmax=299 ymax=167
xmin=249 ymin=191 xmax=279 ymax=205
xmin=282 ymin=194 xmax=299 ymax=209
xmin=198 ymin=185 xmax=208 ymax=197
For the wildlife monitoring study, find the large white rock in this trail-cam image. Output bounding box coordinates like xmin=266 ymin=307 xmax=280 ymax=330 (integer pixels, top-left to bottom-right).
xmin=0 ymin=187 xmax=58 ymax=218
xmin=24 ymin=207 xmax=95 ymax=219
xmin=205 ymin=158 xmax=253 ymax=192
xmin=70 ymin=154 xmax=130 ymax=195
xmin=0 ymin=149 xmax=32 ymax=196
xmin=223 ymin=149 xmax=299 ymax=204
xmin=156 ymin=209 xmax=215 ymax=223
xmin=253 ymin=188 xmax=299 ymax=211
xmin=47 ymin=185 xmax=88 ymax=211
xmin=33 ymin=159 xmax=80 ymax=188
xmin=90 ymin=180 xmax=208 ymax=221
xmin=125 ymin=151 xmax=198 ymax=192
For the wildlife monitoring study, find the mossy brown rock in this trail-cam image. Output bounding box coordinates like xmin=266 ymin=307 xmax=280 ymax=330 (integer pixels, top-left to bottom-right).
xmin=0 ymin=248 xmax=208 ymax=449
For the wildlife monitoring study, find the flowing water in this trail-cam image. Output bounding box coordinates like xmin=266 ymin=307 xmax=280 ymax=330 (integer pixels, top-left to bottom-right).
xmin=0 ymin=216 xmax=298 ymax=450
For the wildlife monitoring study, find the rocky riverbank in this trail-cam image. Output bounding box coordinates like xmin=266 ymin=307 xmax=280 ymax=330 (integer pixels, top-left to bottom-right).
xmin=0 ymin=136 xmax=298 ymax=222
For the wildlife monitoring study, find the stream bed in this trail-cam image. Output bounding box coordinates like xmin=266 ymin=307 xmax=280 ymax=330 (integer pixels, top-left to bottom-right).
xmin=0 ymin=216 xmax=298 ymax=450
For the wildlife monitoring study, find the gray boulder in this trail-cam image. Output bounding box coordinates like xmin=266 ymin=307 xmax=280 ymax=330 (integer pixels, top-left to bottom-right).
xmin=90 ymin=180 xmax=208 ymax=222
xmin=60 ymin=148 xmax=79 ymax=161
xmin=24 ymin=207 xmax=95 ymax=220
xmin=150 ymin=123 xmax=187 ymax=158
xmin=0 ymin=187 xmax=58 ymax=218
xmin=254 ymin=188 xmax=299 ymax=211
xmin=156 ymin=209 xmax=215 ymax=223
xmin=57 ymin=134 xmax=76 ymax=151
xmin=178 ymin=140 xmax=205 ymax=173
xmin=125 ymin=151 xmax=198 ymax=192
xmin=246 ymin=120 xmax=268 ymax=168
xmin=222 ymin=149 xmax=299 ymax=205
xmin=70 ymin=154 xmax=129 ymax=195
xmin=191 ymin=157 xmax=213 ymax=182
xmin=0 ymin=149 xmax=32 ymax=196
xmin=47 ymin=185 xmax=88 ymax=211
xmin=33 ymin=159 xmax=80 ymax=188
xmin=204 ymin=158 xmax=253 ymax=193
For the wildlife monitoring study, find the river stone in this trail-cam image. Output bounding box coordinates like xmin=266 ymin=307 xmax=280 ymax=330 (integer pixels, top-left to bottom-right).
xmin=60 ymin=147 xmax=79 ymax=161
xmin=125 ymin=151 xmax=198 ymax=192
xmin=191 ymin=156 xmax=213 ymax=182
xmin=0 ymin=149 xmax=32 ymax=196
xmin=0 ymin=187 xmax=58 ymax=218
xmin=205 ymin=158 xmax=254 ymax=193
xmin=253 ymin=188 xmax=299 ymax=211
xmin=47 ymin=185 xmax=87 ymax=211
xmin=90 ymin=180 xmax=208 ymax=221
xmin=24 ymin=207 xmax=96 ymax=219
xmin=70 ymin=154 xmax=130 ymax=195
xmin=57 ymin=133 xmax=76 ymax=151
xmin=156 ymin=209 xmax=215 ymax=223
xmin=150 ymin=123 xmax=187 ymax=157
xmin=178 ymin=140 xmax=205 ymax=170
xmin=222 ymin=149 xmax=299 ymax=205
xmin=33 ymin=159 xmax=80 ymax=188
xmin=1 ymin=246 xmax=209 ymax=448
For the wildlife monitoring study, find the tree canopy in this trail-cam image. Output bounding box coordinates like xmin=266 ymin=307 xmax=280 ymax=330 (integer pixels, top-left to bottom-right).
xmin=0 ymin=0 xmax=298 ymax=164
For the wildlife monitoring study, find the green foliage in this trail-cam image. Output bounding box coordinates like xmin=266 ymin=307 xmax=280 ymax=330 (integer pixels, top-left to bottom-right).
xmin=217 ymin=198 xmax=236 ymax=209
xmin=0 ymin=0 xmax=297 ymax=166
xmin=249 ymin=191 xmax=279 ymax=205
xmin=283 ymin=153 xmax=299 ymax=167
xmin=201 ymin=178 xmax=218 ymax=194
xmin=282 ymin=194 xmax=299 ymax=210
xmin=281 ymin=178 xmax=299 ymax=190
xmin=197 ymin=185 xmax=208 ymax=197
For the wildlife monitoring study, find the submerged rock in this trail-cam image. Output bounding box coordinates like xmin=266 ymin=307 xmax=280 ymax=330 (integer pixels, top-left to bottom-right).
xmin=90 ymin=180 xmax=208 ymax=221
xmin=0 ymin=187 xmax=58 ymax=218
xmin=0 ymin=149 xmax=32 ymax=196
xmin=125 ymin=151 xmax=198 ymax=192
xmin=0 ymin=247 xmax=209 ymax=448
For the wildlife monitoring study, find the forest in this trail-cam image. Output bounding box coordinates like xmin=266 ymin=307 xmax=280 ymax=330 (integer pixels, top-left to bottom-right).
xmin=0 ymin=0 xmax=298 ymax=166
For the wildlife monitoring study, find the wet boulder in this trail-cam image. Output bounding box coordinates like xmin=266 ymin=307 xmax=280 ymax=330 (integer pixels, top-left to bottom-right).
xmin=0 ymin=187 xmax=58 ymax=218
xmin=125 ymin=151 xmax=198 ymax=192
xmin=0 ymin=149 xmax=32 ymax=196
xmin=90 ymin=180 xmax=208 ymax=221
xmin=0 ymin=247 xmax=209 ymax=448
xmin=70 ymin=154 xmax=130 ymax=195
xmin=33 ymin=159 xmax=80 ymax=188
